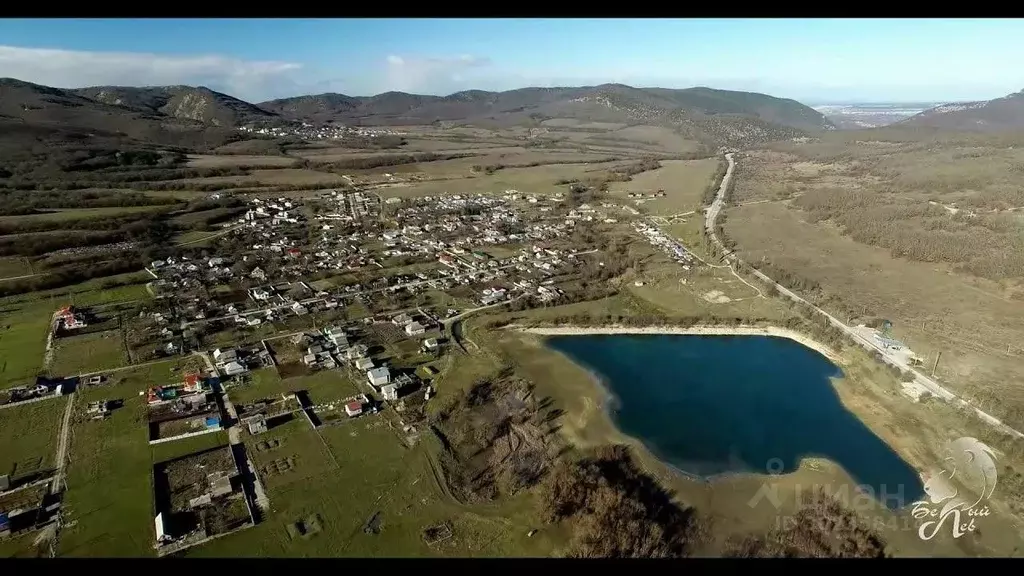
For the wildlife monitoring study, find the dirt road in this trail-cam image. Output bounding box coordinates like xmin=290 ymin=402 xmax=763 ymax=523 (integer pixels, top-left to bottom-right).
xmin=51 ymin=393 xmax=75 ymax=494
xmin=703 ymin=153 xmax=1023 ymax=440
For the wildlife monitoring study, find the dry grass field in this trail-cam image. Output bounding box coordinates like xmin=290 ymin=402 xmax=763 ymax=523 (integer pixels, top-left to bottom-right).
xmin=376 ymin=162 xmax=619 ymax=199
xmin=609 ymin=158 xmax=722 ymax=216
xmin=721 ymin=132 xmax=1024 ymax=429
xmin=181 ymin=168 xmax=347 ymax=187
xmin=186 ymin=154 xmax=299 ymax=168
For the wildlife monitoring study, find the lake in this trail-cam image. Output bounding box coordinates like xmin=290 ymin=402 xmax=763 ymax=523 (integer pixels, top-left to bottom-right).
xmin=547 ymin=333 xmax=924 ymax=508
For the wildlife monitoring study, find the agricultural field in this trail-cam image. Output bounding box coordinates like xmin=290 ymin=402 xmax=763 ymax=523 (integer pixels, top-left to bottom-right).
xmin=181 ymin=168 xmax=347 ymax=188
xmin=0 ymin=205 xmax=173 ymax=226
xmin=228 ymin=368 xmax=363 ymax=406
xmin=0 ymin=257 xmax=32 ymax=279
xmin=0 ymin=299 xmax=54 ymax=387
xmin=58 ymin=358 xmax=210 ymax=557
xmin=186 ymin=155 xmax=299 ymax=169
xmin=188 ymin=413 xmax=553 ymax=557
xmin=49 ymin=329 xmax=128 ymax=376
xmin=609 ymin=157 xmax=723 ymax=216
xmin=376 ymin=162 xmax=620 ymax=199
xmin=0 ymin=398 xmax=66 ymax=479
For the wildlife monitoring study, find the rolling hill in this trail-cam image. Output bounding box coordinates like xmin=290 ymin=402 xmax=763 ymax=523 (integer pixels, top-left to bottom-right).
xmin=260 ymin=84 xmax=835 ymax=147
xmin=899 ymin=90 xmax=1024 ymax=132
xmin=0 ymin=77 xmax=834 ymax=153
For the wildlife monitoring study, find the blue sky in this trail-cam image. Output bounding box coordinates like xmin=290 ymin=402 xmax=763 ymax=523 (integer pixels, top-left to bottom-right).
xmin=0 ymin=18 xmax=1021 ymax=104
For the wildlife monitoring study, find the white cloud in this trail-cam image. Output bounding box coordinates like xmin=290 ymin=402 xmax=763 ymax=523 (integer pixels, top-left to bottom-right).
xmin=382 ymin=54 xmax=491 ymax=94
xmin=0 ymin=45 xmax=305 ymax=102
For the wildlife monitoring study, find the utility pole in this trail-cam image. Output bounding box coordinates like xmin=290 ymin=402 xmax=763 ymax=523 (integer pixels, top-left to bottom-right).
xmin=931 ymin=350 xmax=942 ymax=378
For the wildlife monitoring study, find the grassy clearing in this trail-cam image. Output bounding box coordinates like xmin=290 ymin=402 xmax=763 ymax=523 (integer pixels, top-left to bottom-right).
xmin=0 ymin=271 xmax=151 ymax=309
xmin=609 ymin=158 xmax=721 ymax=216
xmin=400 ymin=151 xmax=621 ymax=179
xmin=230 ymin=368 xmax=363 ymax=406
xmin=0 ymin=299 xmax=55 ymax=387
xmin=0 ymin=257 xmax=32 ymax=279
xmin=58 ymin=376 xmax=155 ymax=557
xmin=50 ymin=329 xmax=128 ymax=376
xmin=59 ymin=357 xmax=219 ymax=557
xmin=377 ymin=163 xmax=606 ymax=199
xmin=182 ymin=168 xmax=346 ymax=187
xmin=0 ymin=205 xmax=172 ymax=225
xmin=0 ymin=397 xmax=65 ymax=477
xmin=594 ymin=125 xmax=702 ymax=153
xmin=186 ymin=154 xmax=299 ymax=169
xmin=189 ymin=414 xmax=552 ymax=557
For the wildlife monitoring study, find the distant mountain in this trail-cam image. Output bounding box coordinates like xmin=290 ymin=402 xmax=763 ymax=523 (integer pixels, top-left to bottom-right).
xmin=0 ymin=77 xmax=833 ymax=152
xmin=899 ymin=90 xmax=1024 ymax=131
xmin=0 ymin=77 xmax=276 ymax=158
xmin=71 ymin=85 xmax=278 ymax=127
xmin=260 ymin=84 xmax=835 ymax=147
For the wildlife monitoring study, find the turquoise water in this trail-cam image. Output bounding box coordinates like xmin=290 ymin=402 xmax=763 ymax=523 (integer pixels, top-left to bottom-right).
xmin=548 ymin=334 xmax=924 ymax=508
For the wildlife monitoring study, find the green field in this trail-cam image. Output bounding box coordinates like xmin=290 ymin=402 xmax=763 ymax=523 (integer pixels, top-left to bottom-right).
xmin=50 ymin=329 xmax=128 ymax=376
xmin=0 ymin=257 xmax=32 ymax=279
xmin=229 ymin=368 xmax=363 ymax=406
xmin=58 ymin=359 xmax=222 ymax=557
xmin=0 ymin=205 xmax=173 ymax=225
xmin=0 ymin=397 xmax=66 ymax=479
xmin=0 ymin=274 xmax=153 ymax=387
xmin=0 ymin=299 xmax=55 ymax=387
xmin=0 ymin=531 xmax=45 ymax=558
xmin=0 ymin=271 xmax=151 ymax=308
xmin=188 ymin=416 xmax=552 ymax=557
xmin=608 ymin=158 xmax=721 ymax=216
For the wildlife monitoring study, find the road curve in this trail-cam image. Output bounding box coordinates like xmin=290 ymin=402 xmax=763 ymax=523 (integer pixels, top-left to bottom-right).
xmin=703 ymin=153 xmax=1023 ymax=440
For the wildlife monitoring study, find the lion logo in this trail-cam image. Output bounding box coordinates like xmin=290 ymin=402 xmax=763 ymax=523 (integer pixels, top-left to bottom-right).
xmin=913 ymin=437 xmax=998 ymax=540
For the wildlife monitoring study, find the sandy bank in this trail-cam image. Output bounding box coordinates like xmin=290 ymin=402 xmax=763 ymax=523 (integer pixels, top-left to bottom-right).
xmin=514 ymin=324 xmax=842 ymax=364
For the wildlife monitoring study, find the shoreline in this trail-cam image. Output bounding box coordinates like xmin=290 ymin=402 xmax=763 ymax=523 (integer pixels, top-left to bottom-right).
xmin=515 ymin=322 xmax=849 ymax=485
xmin=515 ymin=324 xmax=842 ymax=364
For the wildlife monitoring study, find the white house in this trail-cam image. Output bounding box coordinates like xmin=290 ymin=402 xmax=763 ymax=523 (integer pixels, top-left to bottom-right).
xmin=405 ymin=322 xmax=425 ymax=336
xmin=381 ymin=383 xmax=398 ymax=401
xmin=213 ymin=348 xmax=237 ymax=365
xmin=367 ymin=366 xmax=391 ymax=388
xmin=222 ymin=361 xmax=246 ymax=376
xmin=325 ymin=326 xmax=348 ymax=348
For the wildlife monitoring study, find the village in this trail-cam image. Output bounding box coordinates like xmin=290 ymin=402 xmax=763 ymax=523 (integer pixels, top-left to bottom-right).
xmin=0 ymin=181 xmax=622 ymax=555
xmin=236 ymin=123 xmax=402 ymax=141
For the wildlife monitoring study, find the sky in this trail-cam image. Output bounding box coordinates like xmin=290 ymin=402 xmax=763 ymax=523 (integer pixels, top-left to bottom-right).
xmin=0 ymin=18 xmax=1022 ymax=104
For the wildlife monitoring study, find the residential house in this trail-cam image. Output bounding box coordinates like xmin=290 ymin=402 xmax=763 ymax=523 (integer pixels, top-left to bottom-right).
xmin=324 ymin=327 xmax=348 ymax=348
xmin=222 ymin=361 xmax=247 ymax=376
xmin=405 ymin=321 xmax=425 ymax=336
xmin=367 ymin=366 xmax=391 ymax=388
xmin=354 ymin=357 xmax=374 ymax=371
xmin=212 ymin=348 xmax=237 ymax=366
xmin=345 ymin=400 xmax=364 ymax=417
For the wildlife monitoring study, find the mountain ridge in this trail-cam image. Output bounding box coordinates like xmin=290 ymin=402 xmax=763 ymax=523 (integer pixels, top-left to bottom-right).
xmin=0 ymin=77 xmax=834 ymax=149
xmin=899 ymin=89 xmax=1024 ymax=132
